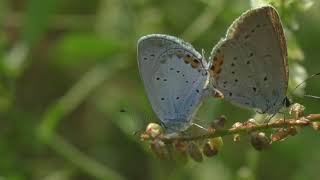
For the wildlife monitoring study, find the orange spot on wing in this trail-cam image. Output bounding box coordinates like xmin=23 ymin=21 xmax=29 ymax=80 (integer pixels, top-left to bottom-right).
xmin=210 ymin=50 xmax=224 ymax=76
xmin=191 ymin=59 xmax=200 ymax=68
xmin=183 ymin=54 xmax=192 ymax=64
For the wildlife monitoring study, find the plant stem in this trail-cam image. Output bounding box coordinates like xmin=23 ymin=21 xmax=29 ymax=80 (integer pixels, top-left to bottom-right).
xmin=48 ymin=134 xmax=125 ymax=180
xmin=162 ymin=114 xmax=320 ymax=143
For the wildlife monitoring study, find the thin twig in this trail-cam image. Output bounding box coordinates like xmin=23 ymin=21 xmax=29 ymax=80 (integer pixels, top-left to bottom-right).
xmin=161 ymin=114 xmax=320 ymax=143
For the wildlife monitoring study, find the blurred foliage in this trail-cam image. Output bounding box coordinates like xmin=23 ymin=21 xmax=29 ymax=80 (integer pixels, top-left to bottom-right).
xmin=0 ymin=0 xmax=320 ymax=179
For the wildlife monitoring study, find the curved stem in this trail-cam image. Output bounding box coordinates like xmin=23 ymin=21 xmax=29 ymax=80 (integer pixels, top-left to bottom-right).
xmin=162 ymin=114 xmax=320 ymax=143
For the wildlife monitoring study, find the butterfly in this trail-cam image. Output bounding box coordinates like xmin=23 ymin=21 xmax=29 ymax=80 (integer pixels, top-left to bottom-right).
xmin=137 ymin=34 xmax=212 ymax=132
xmin=208 ymin=5 xmax=290 ymax=114
xmin=137 ymin=5 xmax=290 ymax=132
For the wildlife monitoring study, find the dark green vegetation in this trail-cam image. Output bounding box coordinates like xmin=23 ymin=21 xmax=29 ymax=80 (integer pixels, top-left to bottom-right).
xmin=0 ymin=0 xmax=319 ymax=179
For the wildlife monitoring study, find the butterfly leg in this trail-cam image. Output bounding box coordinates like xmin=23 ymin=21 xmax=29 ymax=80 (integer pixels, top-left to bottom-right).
xmin=191 ymin=122 xmax=208 ymax=132
xmin=263 ymin=113 xmax=276 ymax=124
xmin=278 ymin=111 xmax=286 ymax=122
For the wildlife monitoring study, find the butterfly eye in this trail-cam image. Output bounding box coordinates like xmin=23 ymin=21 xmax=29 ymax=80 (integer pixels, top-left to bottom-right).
xmin=283 ymin=97 xmax=292 ymax=107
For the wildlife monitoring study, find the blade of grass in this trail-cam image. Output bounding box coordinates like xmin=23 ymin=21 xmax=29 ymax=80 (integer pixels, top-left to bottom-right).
xmin=48 ymin=134 xmax=125 ymax=180
xmin=38 ymin=57 xmax=127 ymax=141
xmin=37 ymin=57 xmax=127 ymax=179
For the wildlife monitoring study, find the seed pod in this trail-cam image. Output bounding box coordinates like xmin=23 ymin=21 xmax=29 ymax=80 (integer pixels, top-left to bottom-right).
xmin=187 ymin=142 xmax=203 ymax=162
xmin=250 ymin=132 xmax=270 ymax=151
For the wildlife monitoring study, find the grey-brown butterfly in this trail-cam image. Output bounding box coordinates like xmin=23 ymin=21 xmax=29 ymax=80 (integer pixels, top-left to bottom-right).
xmin=209 ymin=5 xmax=290 ymax=114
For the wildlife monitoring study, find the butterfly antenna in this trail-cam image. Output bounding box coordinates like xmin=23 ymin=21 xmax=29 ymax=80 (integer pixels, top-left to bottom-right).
xmin=304 ymin=94 xmax=320 ymax=100
xmin=291 ymin=72 xmax=320 ymax=100
xmin=292 ymin=72 xmax=320 ymax=92
xmin=193 ymin=116 xmax=207 ymax=124
xmin=200 ymin=48 xmax=207 ymax=70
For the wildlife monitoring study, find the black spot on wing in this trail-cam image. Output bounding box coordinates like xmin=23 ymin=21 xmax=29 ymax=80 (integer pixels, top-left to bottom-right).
xmin=264 ymin=76 xmax=268 ymax=81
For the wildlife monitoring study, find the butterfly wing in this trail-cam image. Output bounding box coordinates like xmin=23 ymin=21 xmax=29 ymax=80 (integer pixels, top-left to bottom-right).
xmin=209 ymin=6 xmax=288 ymax=114
xmin=137 ymin=34 xmax=209 ymax=131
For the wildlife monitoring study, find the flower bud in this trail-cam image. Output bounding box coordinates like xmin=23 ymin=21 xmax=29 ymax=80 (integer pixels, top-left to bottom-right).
xmin=208 ymin=116 xmax=227 ymax=133
xmin=232 ymin=122 xmax=243 ymax=128
xmin=210 ymin=116 xmax=227 ymax=128
xmin=203 ymin=137 xmax=223 ymax=157
xmin=271 ymin=127 xmax=298 ymax=143
xmin=146 ymin=123 xmax=163 ymax=138
xmin=250 ymin=132 xmax=270 ymax=151
xmin=187 ymin=142 xmax=203 ymax=162
xmin=247 ymin=118 xmax=257 ymax=125
xmin=289 ymin=103 xmax=305 ymax=119
xmin=312 ymin=122 xmax=320 ymax=131
xmin=233 ymin=134 xmax=241 ymax=142
xmin=203 ymin=142 xmax=217 ymax=157
xmin=150 ymin=139 xmax=168 ymax=159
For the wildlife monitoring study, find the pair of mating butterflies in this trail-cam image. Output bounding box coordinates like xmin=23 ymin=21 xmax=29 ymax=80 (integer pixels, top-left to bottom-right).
xmin=137 ymin=6 xmax=291 ymax=132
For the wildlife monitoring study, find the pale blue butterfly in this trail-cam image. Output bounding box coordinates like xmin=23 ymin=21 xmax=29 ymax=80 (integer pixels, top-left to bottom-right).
xmin=137 ymin=34 xmax=212 ymax=132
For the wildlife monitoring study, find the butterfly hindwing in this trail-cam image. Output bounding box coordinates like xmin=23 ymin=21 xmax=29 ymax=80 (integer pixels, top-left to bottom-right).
xmin=209 ymin=6 xmax=288 ymax=113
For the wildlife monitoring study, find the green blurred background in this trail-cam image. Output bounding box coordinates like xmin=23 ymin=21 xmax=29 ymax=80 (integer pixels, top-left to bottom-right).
xmin=0 ymin=0 xmax=320 ymax=179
